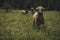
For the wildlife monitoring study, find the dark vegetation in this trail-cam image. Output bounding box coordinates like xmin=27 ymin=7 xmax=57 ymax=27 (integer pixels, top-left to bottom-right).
xmin=0 ymin=0 xmax=60 ymax=10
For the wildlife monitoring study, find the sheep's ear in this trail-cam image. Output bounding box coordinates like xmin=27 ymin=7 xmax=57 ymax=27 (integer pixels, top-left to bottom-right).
xmin=43 ymin=8 xmax=45 ymax=9
xmin=36 ymin=8 xmax=38 ymax=10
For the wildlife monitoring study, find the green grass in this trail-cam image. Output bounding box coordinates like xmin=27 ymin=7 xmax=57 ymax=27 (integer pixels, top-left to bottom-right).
xmin=0 ymin=10 xmax=60 ymax=40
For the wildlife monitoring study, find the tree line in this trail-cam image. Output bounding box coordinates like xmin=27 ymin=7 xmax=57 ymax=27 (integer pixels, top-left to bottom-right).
xmin=0 ymin=0 xmax=60 ymax=10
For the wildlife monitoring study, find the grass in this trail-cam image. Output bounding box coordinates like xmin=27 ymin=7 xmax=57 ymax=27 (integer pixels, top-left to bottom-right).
xmin=0 ymin=10 xmax=60 ymax=40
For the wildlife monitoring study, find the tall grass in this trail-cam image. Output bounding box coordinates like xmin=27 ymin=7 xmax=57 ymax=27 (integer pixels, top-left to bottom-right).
xmin=0 ymin=10 xmax=60 ymax=40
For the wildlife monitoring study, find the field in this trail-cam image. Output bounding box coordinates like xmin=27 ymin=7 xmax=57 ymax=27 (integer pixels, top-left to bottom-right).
xmin=0 ymin=10 xmax=60 ymax=40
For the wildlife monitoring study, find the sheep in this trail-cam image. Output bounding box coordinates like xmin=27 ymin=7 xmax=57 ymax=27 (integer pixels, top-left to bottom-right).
xmin=32 ymin=5 xmax=45 ymax=30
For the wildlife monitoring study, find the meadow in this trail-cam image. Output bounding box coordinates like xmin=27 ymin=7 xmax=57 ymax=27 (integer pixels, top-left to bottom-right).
xmin=0 ymin=9 xmax=60 ymax=40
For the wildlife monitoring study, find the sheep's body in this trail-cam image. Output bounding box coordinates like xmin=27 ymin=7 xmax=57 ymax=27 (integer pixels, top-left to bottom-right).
xmin=33 ymin=11 xmax=44 ymax=29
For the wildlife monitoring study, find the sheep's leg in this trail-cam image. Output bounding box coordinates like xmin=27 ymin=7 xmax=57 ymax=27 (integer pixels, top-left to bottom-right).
xmin=36 ymin=17 xmax=41 ymax=30
xmin=33 ymin=18 xmax=37 ymax=27
xmin=34 ymin=17 xmax=38 ymax=27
